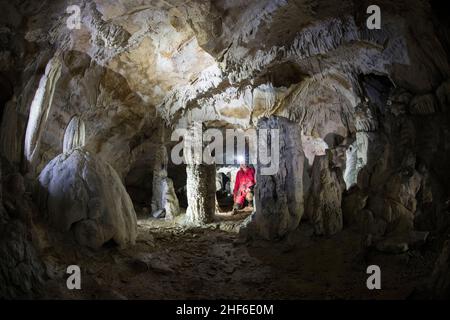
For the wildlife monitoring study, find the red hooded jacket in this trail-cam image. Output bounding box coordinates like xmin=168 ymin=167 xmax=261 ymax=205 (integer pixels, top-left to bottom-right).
xmin=233 ymin=166 xmax=256 ymax=204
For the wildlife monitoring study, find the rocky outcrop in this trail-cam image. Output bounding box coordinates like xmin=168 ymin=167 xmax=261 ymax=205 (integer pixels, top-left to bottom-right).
xmin=409 ymin=94 xmax=437 ymax=115
xmin=366 ymin=169 xmax=422 ymax=247
xmin=252 ymin=116 xmax=305 ymax=240
xmin=341 ymin=75 xmax=450 ymax=252
xmin=0 ymin=159 xmax=45 ymax=299
xmin=436 ymin=80 xmax=450 ymax=112
xmin=342 ymin=187 xmax=368 ymax=226
xmin=0 ymin=101 xmax=26 ymax=166
xmin=430 ymin=240 xmax=450 ymax=299
xmin=38 ymin=117 xmax=137 ymax=249
xmin=0 ymin=217 xmax=45 ymax=299
xmin=306 ymin=150 xmax=346 ymax=236
xmin=86 ymin=2 xmax=131 ymax=61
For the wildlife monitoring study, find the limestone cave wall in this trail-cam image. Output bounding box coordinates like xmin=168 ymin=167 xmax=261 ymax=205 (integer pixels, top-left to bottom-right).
xmin=0 ymin=0 xmax=449 ymax=299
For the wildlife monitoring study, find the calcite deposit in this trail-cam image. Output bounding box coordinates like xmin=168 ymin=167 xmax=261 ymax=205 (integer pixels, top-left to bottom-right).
xmin=0 ymin=0 xmax=450 ymax=300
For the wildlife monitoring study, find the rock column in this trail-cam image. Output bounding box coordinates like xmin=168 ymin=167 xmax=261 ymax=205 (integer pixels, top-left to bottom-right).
xmin=185 ymin=122 xmax=216 ymax=224
xmin=306 ymin=150 xmax=346 ymax=236
xmin=186 ymin=164 xmax=216 ymax=224
xmin=253 ymin=116 xmax=305 ymax=240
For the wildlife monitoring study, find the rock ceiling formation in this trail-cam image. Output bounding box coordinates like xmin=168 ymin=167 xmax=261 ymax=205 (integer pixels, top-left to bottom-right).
xmin=1 ymin=0 xmax=450 ymax=299
xmin=1 ymin=0 xmax=448 ymax=177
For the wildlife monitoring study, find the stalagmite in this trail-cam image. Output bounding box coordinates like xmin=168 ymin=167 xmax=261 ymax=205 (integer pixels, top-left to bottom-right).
xmin=252 ymin=116 xmax=305 ymax=240
xmin=151 ymin=145 xmax=180 ymax=220
xmin=38 ymin=116 xmax=137 ymax=249
xmin=62 ymin=116 xmax=86 ymax=153
xmin=306 ymin=150 xmax=345 ymax=236
xmin=343 ymin=142 xmax=357 ymax=190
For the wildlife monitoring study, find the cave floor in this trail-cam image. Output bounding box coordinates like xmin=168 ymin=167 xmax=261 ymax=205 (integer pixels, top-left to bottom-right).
xmin=41 ymin=217 xmax=436 ymax=300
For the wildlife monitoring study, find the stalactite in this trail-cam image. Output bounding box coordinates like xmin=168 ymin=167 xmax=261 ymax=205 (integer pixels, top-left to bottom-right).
xmin=24 ymin=56 xmax=62 ymax=172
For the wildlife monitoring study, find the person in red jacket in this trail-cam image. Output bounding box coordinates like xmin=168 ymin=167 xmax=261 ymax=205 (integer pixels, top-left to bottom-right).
xmin=233 ymin=163 xmax=255 ymax=212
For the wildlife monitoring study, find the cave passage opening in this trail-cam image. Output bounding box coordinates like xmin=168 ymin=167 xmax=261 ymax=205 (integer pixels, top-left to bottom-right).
xmin=130 ymin=123 xmax=258 ymax=236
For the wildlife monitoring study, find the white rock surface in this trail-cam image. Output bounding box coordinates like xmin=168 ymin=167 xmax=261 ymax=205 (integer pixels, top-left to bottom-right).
xmin=343 ymin=142 xmax=357 ymax=190
xmin=63 ymin=116 xmax=86 ymax=153
xmin=38 ymin=117 xmax=137 ymax=249
xmin=39 ymin=149 xmax=137 ymax=249
xmin=24 ymin=56 xmax=62 ymax=170
xmin=151 ymin=145 xmax=180 ymax=220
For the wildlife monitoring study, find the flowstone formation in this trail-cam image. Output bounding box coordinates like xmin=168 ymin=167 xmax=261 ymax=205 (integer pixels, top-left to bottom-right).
xmin=38 ymin=116 xmax=137 ymax=249
xmin=340 ymin=76 xmax=450 ymax=253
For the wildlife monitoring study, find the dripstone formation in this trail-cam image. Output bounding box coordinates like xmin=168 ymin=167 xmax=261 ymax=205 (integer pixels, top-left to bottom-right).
xmin=38 ymin=116 xmax=137 ymax=249
xmin=1 ymin=0 xmax=450 ymax=299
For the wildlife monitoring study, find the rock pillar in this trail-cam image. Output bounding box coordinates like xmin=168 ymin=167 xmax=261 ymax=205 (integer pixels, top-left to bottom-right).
xmin=186 ymin=164 xmax=216 ymax=224
xmin=253 ymin=116 xmax=305 ymax=240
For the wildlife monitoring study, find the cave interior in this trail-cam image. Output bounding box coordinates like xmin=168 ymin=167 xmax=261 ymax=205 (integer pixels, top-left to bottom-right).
xmin=1 ymin=0 xmax=450 ymax=300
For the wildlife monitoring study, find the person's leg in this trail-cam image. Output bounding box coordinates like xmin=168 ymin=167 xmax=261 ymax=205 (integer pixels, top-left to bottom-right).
xmin=245 ymin=190 xmax=254 ymax=208
xmin=233 ymin=194 xmax=245 ymax=212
